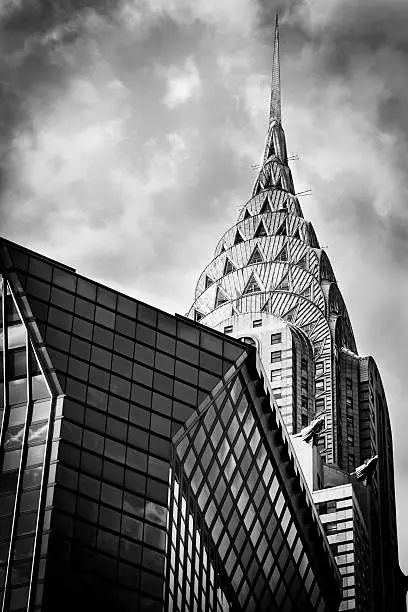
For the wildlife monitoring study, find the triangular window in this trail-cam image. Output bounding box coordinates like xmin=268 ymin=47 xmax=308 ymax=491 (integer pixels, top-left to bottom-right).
xmin=220 ymin=244 xmax=226 ymax=253
xmin=223 ymin=258 xmax=236 ymax=275
xmin=234 ymin=230 xmax=244 ymax=245
xmin=194 ymin=310 xmax=204 ymax=322
xmin=297 ymin=254 xmax=308 ymax=270
xmin=254 ymin=220 xmax=267 ymax=238
xmin=215 ymin=287 xmax=229 ymax=308
xmin=276 ymin=275 xmax=290 ymax=291
xmin=274 ymin=245 xmax=288 ymax=262
xmin=242 ymin=273 xmax=262 ymax=295
xmin=260 ymin=197 xmax=270 ymax=215
xmin=300 ymin=285 xmax=312 ymax=300
xmin=293 ymin=228 xmax=301 ymax=240
xmin=283 ymin=306 xmax=297 ymax=322
xmin=248 ymin=246 xmax=264 ymax=265
xmin=205 ymin=275 xmax=214 ymax=289
xmin=301 ymin=323 xmax=313 ymax=336
xmin=275 ymin=221 xmax=286 ymax=237
xmin=243 ymin=209 xmax=251 ymax=220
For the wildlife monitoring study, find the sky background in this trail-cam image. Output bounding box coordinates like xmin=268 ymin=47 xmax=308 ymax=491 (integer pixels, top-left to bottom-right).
xmin=1 ymin=0 xmax=408 ymax=574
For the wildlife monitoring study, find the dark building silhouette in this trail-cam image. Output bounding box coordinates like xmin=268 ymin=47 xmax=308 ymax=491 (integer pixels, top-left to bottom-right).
xmin=0 ymin=238 xmax=341 ymax=611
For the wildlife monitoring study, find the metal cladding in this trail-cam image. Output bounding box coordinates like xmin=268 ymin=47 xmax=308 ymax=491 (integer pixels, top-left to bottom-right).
xmin=187 ymin=36 xmax=356 ymax=463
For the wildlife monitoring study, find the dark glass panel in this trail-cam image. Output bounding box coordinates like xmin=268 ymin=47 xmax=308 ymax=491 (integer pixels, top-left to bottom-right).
xmin=70 ymin=337 xmax=91 ymax=361
xmin=89 ymin=366 xmax=110 ymax=390
xmin=0 ymin=492 xmax=15 ymax=516
xmin=3 ymin=449 xmax=22 ymax=471
xmin=200 ymin=351 xmax=222 ymax=375
xmin=45 ymin=325 xmax=70 ymax=351
xmin=48 ymin=306 xmax=73 ymax=332
xmin=121 ymin=516 xmax=143 ymax=541
xmin=75 ymin=297 xmax=95 ymax=321
xmin=146 ymin=478 xmax=168 ymax=505
xmin=22 ymin=465 xmax=43 ymax=490
xmin=148 ymin=456 xmax=168 ymax=482
xmin=11 ymin=560 xmax=32 ymax=585
xmin=174 ymin=380 xmax=197 ymax=406
xmin=95 ymin=305 xmax=115 ymax=329
xmin=13 ymin=536 xmax=34 ymax=560
xmin=133 ymin=345 xmax=154 ymax=370
xmin=108 ymin=396 xmax=129 ymax=420
xmin=106 ymin=416 xmax=127 ymax=441
xmin=68 ymin=356 xmax=89 ymax=381
xmin=110 ymin=375 xmax=131 ymax=399
xmin=149 ymin=436 xmax=170 ymax=460
xmin=83 ymin=430 xmax=104 ymax=453
xmin=176 ymin=341 xmax=199 ymax=365
xmin=93 ymin=326 xmax=114 ymax=350
xmin=119 ymin=538 xmax=142 ymax=564
xmin=61 ymin=420 xmax=82 ymax=446
xmin=151 ymin=393 xmax=172 ymax=417
xmin=151 ymin=413 xmax=171 ymax=437
xmin=26 ymin=276 xmax=51 ymax=302
xmin=105 ymin=438 xmax=126 ymax=463
xmin=77 ymin=496 xmax=98 ymax=522
xmin=65 ymin=377 xmax=86 ymax=402
xmin=0 ymin=471 xmax=18 ymax=493
xmin=145 ymin=501 xmax=167 ymax=527
xmin=156 ymin=332 xmax=176 ymax=355
xmin=48 ymin=348 xmax=68 ymax=372
xmin=78 ymin=474 xmax=101 ymax=499
xmin=127 ymin=425 xmax=149 ymax=451
xmin=80 ymin=450 xmax=102 ymax=478
xmin=126 ymin=448 xmax=147 ymax=472
xmin=152 ymin=372 xmax=172 ymax=396
xmin=177 ymin=321 xmax=199 ymax=345
xmin=124 ymin=470 xmax=146 ymax=496
xmin=143 ymin=524 xmax=166 ymax=551
xmin=155 ymin=352 xmax=174 ymax=376
xmin=50 ymin=287 xmax=75 ymax=311
xmin=29 ymin=258 xmax=52 ymax=282
xmin=130 ymin=384 xmax=152 ymax=409
xmin=117 ymin=295 xmax=137 ymax=318
xmin=112 ymin=354 xmax=132 ymax=379
xmin=99 ymin=506 xmax=121 ymax=531
xmin=175 ymin=361 xmax=198 ymax=386
xmin=115 ymin=314 xmax=136 ymax=338
xmin=123 ymin=491 xmax=145 ymax=517
xmin=114 ymin=334 xmax=134 ymax=359
xmin=53 ymin=268 xmax=77 ymax=293
xmin=101 ymin=483 xmax=123 ymax=508
xmin=136 ymin=324 xmax=156 ymax=347
xmin=72 ymin=316 xmax=93 ymax=341
xmin=90 ymin=343 xmax=112 ymax=369
xmin=20 ymin=489 xmax=40 ymax=513
xmin=77 ymin=277 xmax=97 ymax=300
xmin=87 ymin=387 xmax=108 ymax=412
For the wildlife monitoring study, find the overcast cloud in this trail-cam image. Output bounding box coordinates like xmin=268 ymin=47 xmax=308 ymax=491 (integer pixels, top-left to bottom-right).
xmin=1 ymin=0 xmax=408 ymax=575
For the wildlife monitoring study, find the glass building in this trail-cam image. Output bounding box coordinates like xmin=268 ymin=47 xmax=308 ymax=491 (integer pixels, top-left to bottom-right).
xmin=0 ymin=238 xmax=341 ymax=611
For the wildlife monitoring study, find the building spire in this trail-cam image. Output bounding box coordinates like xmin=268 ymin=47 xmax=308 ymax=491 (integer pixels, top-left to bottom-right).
xmin=269 ymin=13 xmax=281 ymax=124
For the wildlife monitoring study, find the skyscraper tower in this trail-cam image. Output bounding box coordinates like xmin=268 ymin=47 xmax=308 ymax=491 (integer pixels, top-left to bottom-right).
xmin=187 ymin=16 xmax=405 ymax=612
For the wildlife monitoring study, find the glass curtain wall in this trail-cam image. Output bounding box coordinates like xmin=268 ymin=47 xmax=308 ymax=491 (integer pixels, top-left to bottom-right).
xmin=0 ymin=278 xmax=53 ymax=611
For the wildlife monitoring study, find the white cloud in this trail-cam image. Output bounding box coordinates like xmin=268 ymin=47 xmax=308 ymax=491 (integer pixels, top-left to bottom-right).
xmin=161 ymin=57 xmax=201 ymax=109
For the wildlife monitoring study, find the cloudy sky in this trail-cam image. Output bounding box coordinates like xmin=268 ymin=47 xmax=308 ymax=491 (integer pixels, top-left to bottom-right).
xmin=1 ymin=0 xmax=408 ymax=573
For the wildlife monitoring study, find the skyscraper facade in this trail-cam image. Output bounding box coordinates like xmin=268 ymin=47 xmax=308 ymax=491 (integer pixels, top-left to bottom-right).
xmin=0 ymin=238 xmax=341 ymax=611
xmin=187 ymin=19 xmax=405 ymax=612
